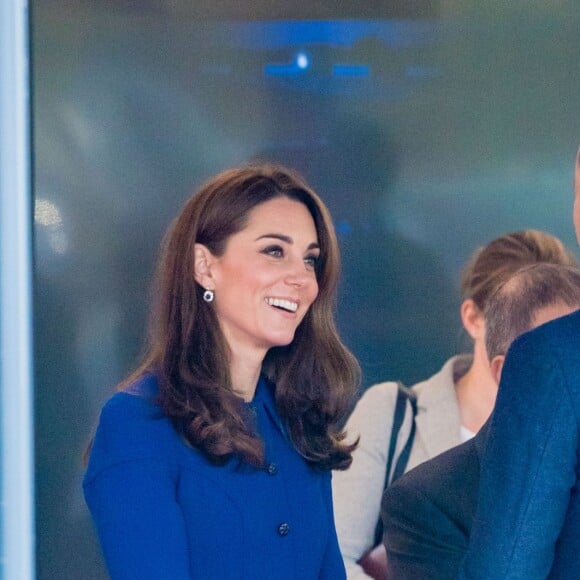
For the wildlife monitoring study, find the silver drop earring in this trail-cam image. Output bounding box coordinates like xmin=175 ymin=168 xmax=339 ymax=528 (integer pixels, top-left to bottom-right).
xmin=203 ymin=289 xmax=214 ymax=303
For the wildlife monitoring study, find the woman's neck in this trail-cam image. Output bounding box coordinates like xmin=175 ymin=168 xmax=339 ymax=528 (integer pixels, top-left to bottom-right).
xmin=454 ymin=347 xmax=498 ymax=433
xmin=229 ymin=353 xmax=264 ymax=402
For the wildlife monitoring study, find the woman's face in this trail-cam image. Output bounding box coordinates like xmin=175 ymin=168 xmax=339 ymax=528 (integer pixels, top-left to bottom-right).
xmin=205 ymin=196 xmax=320 ymax=359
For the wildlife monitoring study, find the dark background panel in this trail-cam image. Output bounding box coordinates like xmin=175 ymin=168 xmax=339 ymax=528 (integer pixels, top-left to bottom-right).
xmin=32 ymin=2 xmax=580 ymax=577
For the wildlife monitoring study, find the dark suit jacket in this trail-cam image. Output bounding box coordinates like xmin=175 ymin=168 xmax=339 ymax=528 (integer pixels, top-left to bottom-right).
xmin=458 ymin=309 xmax=580 ymax=579
xmin=381 ymin=423 xmax=488 ymax=580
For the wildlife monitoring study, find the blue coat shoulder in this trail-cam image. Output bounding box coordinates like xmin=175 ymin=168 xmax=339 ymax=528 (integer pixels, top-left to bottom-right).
xmin=84 ymin=374 xmax=183 ymax=483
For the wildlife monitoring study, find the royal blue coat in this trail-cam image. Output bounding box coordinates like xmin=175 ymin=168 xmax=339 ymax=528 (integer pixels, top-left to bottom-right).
xmin=83 ymin=374 xmax=346 ymax=579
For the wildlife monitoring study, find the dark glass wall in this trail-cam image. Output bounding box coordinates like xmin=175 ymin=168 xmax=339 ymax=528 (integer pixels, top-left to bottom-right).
xmin=33 ymin=2 xmax=580 ymax=577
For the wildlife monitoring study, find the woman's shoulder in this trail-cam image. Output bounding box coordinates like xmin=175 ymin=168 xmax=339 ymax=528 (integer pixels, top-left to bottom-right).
xmin=357 ymin=380 xmax=400 ymax=409
xmin=96 ymin=374 xmax=164 ymax=426
xmin=345 ymin=381 xmax=400 ymax=434
xmin=85 ymin=374 xmax=180 ymax=480
xmin=122 ymin=372 xmax=160 ymax=398
xmin=411 ymin=355 xmax=468 ymax=401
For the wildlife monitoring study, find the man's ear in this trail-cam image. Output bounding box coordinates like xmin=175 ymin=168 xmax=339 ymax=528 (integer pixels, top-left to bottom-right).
xmin=193 ymin=243 xmax=215 ymax=289
xmin=461 ymin=299 xmax=485 ymax=340
xmin=489 ymin=354 xmax=505 ymax=386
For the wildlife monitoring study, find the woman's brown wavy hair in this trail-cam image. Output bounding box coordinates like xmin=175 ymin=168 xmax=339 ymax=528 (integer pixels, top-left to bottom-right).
xmin=125 ymin=163 xmax=360 ymax=470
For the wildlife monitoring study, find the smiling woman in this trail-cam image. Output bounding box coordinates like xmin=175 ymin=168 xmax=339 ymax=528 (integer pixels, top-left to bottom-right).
xmin=193 ymin=196 xmax=321 ymax=389
xmin=83 ymin=163 xmax=360 ymax=579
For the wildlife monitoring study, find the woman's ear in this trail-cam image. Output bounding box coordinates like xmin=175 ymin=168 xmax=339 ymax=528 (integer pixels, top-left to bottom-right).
xmin=460 ymin=299 xmax=485 ymax=340
xmin=193 ymin=243 xmax=215 ymax=289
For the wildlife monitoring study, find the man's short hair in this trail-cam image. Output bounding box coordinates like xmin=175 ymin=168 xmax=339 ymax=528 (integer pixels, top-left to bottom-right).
xmin=485 ymin=262 xmax=580 ymax=360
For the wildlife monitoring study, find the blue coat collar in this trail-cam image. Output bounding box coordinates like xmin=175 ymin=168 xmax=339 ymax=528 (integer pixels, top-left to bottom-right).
xmin=247 ymin=375 xmax=288 ymax=439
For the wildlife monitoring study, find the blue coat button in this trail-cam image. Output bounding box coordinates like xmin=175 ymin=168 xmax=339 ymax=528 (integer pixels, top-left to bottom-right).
xmin=277 ymin=522 xmax=290 ymax=536
xmin=267 ymin=462 xmax=278 ymax=475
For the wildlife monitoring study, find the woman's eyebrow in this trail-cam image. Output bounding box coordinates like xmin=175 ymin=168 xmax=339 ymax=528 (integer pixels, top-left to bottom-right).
xmin=255 ymin=233 xmax=292 ymax=243
xmin=255 ymin=233 xmax=320 ymax=250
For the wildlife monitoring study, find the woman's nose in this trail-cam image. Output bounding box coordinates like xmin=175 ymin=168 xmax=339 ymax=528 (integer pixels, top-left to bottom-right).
xmin=284 ymin=259 xmax=312 ymax=287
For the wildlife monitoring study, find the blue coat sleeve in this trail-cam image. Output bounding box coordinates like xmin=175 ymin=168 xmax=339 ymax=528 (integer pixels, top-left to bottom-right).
xmin=458 ymin=324 xmax=579 ymax=579
xmin=83 ymin=393 xmax=192 ymax=580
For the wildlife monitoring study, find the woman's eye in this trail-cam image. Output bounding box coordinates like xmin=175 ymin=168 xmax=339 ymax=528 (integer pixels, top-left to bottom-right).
xmin=263 ymin=245 xmax=284 ymax=258
xmin=304 ymin=254 xmax=320 ymax=270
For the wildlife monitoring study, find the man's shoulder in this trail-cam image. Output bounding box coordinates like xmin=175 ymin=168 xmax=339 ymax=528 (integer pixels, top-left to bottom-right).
xmin=518 ymin=308 xmax=580 ymax=343
xmin=382 ymin=439 xmax=477 ymax=558
xmin=385 ymin=437 xmax=479 ymax=506
xmin=509 ymin=308 xmax=580 ymax=364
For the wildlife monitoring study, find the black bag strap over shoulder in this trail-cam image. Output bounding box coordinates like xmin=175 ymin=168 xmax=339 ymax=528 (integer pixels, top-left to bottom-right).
xmin=372 ymin=382 xmax=418 ymax=547
xmin=389 ymin=383 xmax=418 ymax=484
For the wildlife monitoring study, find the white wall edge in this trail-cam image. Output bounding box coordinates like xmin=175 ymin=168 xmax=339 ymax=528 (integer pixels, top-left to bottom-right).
xmin=0 ymin=0 xmax=35 ymax=578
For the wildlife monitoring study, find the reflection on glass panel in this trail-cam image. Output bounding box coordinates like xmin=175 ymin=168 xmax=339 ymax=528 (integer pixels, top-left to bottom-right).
xmin=33 ymin=2 xmax=580 ymax=578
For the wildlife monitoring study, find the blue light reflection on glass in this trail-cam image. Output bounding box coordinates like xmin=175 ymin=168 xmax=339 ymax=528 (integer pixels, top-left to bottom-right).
xmin=210 ymin=20 xmax=438 ymax=50
xmin=296 ymin=51 xmax=309 ymax=69
xmin=332 ymin=64 xmax=371 ymax=77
